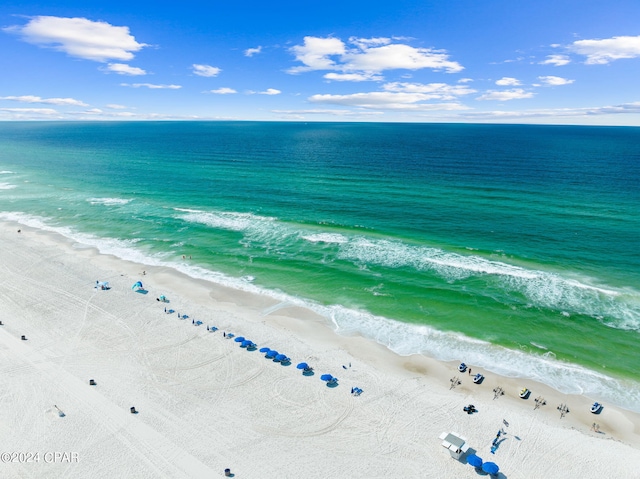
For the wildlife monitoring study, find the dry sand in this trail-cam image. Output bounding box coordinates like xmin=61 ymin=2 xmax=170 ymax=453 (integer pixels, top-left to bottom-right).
xmin=1 ymin=221 xmax=639 ymax=478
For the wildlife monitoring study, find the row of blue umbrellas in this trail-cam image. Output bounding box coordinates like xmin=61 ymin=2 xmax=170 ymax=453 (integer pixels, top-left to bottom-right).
xmin=467 ymin=455 xmax=499 ymax=475
xmin=233 ymin=336 xmax=256 ymax=349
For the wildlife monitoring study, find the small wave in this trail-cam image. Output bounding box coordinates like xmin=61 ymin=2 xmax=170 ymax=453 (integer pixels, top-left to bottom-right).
xmin=301 ymin=233 xmax=349 ymax=244
xmin=175 ymin=208 xmax=276 ymax=233
xmin=87 ymin=197 xmax=132 ymax=206
xmin=530 ymin=342 xmax=548 ymax=350
xmin=0 ymin=183 xmax=17 ymax=190
xmin=0 ymin=170 xmax=14 ymax=174
xmin=336 ymin=237 xmax=640 ymax=330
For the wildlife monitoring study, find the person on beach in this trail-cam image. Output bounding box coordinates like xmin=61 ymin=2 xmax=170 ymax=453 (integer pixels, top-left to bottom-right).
xmin=468 ymin=368 xmax=472 ymax=375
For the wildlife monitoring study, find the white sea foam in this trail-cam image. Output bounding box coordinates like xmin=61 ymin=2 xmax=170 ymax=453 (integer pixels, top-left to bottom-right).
xmin=2 ymin=210 xmax=640 ymax=413
xmin=336 ymin=237 xmax=640 ymax=329
xmin=0 ymin=170 xmax=14 ymax=174
xmin=87 ymin=197 xmax=132 ymax=206
xmin=175 ymin=208 xmax=276 ymax=233
xmin=301 ymin=233 xmax=349 ymax=244
xmin=0 ymin=183 xmax=17 ymax=190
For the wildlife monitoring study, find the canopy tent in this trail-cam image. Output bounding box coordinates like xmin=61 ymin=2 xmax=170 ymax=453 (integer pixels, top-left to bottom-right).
xmin=467 ymin=454 xmax=483 ymax=468
xmin=482 ymin=462 xmax=499 ymax=475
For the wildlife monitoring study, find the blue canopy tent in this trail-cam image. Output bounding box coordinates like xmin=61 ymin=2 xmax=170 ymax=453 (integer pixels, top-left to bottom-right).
xmin=467 ymin=454 xmax=483 ymax=468
xmin=482 ymin=462 xmax=499 ymax=475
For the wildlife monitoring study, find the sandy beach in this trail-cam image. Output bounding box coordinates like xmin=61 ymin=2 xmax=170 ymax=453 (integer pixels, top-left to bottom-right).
xmin=1 ymin=221 xmax=639 ymax=479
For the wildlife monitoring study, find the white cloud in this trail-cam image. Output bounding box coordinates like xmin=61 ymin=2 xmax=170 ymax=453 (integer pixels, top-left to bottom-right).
xmin=458 ymin=78 xmax=474 ymax=83
xmin=272 ymin=108 xmax=384 ymax=117
xmin=495 ymin=77 xmax=521 ymax=86
xmin=538 ymin=75 xmax=574 ymax=86
xmin=244 ymin=46 xmax=262 ymax=57
xmin=259 ymin=88 xmax=281 ymax=95
xmin=324 ymin=72 xmax=383 ymax=82
xmin=0 ymin=95 xmax=88 ymax=106
xmin=121 ymin=83 xmax=182 ymax=89
xmin=207 ymin=88 xmax=237 ymax=94
xmin=289 ymin=36 xmax=463 ymax=75
xmin=4 ymin=16 xmax=147 ymax=62
xmin=458 ymin=101 xmax=640 ymax=120
xmin=540 ymin=54 xmax=571 ymax=66
xmin=570 ymin=35 xmax=640 ymax=64
xmin=289 ymin=36 xmax=346 ymax=73
xmin=192 ymin=64 xmax=221 ymax=77
xmin=343 ymin=44 xmax=463 ymax=73
xmin=0 ymin=107 xmax=58 ymax=114
xmin=106 ymin=63 xmax=146 ymax=75
xmin=382 ymin=82 xmax=476 ymax=99
xmin=476 ymin=89 xmax=534 ymax=101
xmin=105 ymin=104 xmax=128 ymax=109
xmin=309 ymin=91 xmax=468 ymax=111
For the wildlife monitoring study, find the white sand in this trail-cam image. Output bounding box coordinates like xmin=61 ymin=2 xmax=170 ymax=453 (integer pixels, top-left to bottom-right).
xmin=1 ymin=222 xmax=639 ymax=479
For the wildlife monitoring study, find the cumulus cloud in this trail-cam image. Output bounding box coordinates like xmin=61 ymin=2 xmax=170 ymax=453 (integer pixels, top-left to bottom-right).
xmin=538 ymin=75 xmax=574 ymax=86
xmin=495 ymin=77 xmax=521 ymax=86
xmin=0 ymin=95 xmax=88 ymax=106
xmin=289 ymin=36 xmax=463 ymax=77
xmin=192 ymin=64 xmax=221 ymax=77
xmin=244 ymin=46 xmax=262 ymax=57
xmin=569 ymin=35 xmax=640 ymax=64
xmin=105 ymin=104 xmax=128 ymax=109
xmin=306 ymin=80 xmax=474 ymax=111
xmin=259 ymin=88 xmax=281 ymax=95
xmin=309 ymin=91 xmax=469 ymax=111
xmin=324 ymin=72 xmax=383 ymax=82
xmin=476 ymin=89 xmax=534 ymax=101
xmin=121 ymin=83 xmax=181 ymax=89
xmin=383 ymin=82 xmax=476 ymax=99
xmin=0 ymin=107 xmax=58 ymax=115
xmin=207 ymin=88 xmax=237 ymax=94
xmin=4 ymin=16 xmax=147 ymax=62
xmin=540 ymin=54 xmax=571 ymax=66
xmin=106 ymin=63 xmax=146 ymax=75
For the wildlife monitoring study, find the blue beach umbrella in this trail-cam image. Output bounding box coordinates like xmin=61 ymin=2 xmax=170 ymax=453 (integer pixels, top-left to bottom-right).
xmin=467 ymin=454 xmax=483 ymax=468
xmin=482 ymin=462 xmax=499 ymax=475
xmin=259 ymin=347 xmax=271 ymax=353
xmin=234 ymin=336 xmax=245 ymax=342
xmin=241 ymin=340 xmax=252 ymax=347
xmin=296 ymin=362 xmax=309 ymax=370
xmin=265 ymin=350 xmax=278 ymax=358
xmin=320 ymin=374 xmax=333 ymax=382
xmin=274 ymin=353 xmax=287 ymax=362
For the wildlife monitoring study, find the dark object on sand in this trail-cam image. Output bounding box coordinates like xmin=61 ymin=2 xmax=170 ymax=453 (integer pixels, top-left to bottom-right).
xmin=89 ymin=379 xmax=96 ymax=386
xmin=130 ymin=406 xmax=137 ymax=414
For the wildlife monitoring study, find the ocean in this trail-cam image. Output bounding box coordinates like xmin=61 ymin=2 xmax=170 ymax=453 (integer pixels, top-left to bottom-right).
xmin=1 ymin=121 xmax=639 ymax=410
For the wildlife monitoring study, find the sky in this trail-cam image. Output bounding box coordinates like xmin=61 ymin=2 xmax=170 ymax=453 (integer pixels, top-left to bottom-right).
xmin=1 ymin=1 xmax=640 ymax=124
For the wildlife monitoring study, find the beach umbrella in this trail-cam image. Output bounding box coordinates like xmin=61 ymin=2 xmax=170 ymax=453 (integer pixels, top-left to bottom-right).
xmin=320 ymin=374 xmax=333 ymax=382
xmin=259 ymin=347 xmax=271 ymax=353
xmin=467 ymin=454 xmax=483 ymax=468
xmin=275 ymin=354 xmax=287 ymax=362
xmin=296 ymin=362 xmax=309 ymax=370
xmin=234 ymin=336 xmax=245 ymax=342
xmin=265 ymin=350 xmax=278 ymax=358
xmin=241 ymin=340 xmax=252 ymax=347
xmin=482 ymin=462 xmax=499 ymax=475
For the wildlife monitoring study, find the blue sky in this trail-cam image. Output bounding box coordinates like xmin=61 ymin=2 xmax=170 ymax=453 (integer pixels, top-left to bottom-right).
xmin=1 ymin=1 xmax=640 ymax=124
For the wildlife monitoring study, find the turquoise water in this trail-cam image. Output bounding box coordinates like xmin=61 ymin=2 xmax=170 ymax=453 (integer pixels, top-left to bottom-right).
xmin=1 ymin=122 xmax=639 ymax=410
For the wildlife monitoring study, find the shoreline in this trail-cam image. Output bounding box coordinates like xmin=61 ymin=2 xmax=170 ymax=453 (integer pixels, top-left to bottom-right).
xmin=1 ymin=220 xmax=639 ymax=478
